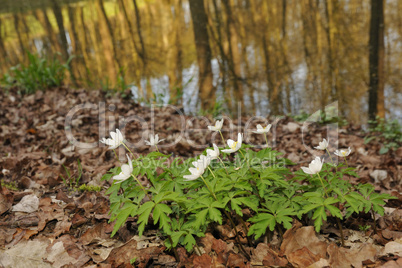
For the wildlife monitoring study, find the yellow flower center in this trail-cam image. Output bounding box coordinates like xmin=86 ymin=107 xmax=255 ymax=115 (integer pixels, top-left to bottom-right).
xmin=231 ymin=142 xmax=238 ymax=150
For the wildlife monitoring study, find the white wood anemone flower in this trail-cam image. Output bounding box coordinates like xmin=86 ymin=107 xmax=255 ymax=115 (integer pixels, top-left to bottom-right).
xmin=315 ymin=138 xmax=329 ymax=150
xmin=206 ymin=144 xmax=220 ymax=160
xmin=253 ymin=124 xmax=272 ymax=134
xmin=301 ymin=157 xmax=324 ymax=175
xmin=100 ymin=129 xmax=125 ymax=149
xmin=222 ymin=133 xmax=243 ymax=153
xmin=145 ymin=134 xmax=165 ymax=146
xmin=208 ymin=119 xmax=224 ymax=132
xmin=113 ymin=154 xmax=133 ymax=183
xmin=183 ymin=155 xmax=210 ymax=181
xmin=334 ymin=147 xmax=352 ymax=157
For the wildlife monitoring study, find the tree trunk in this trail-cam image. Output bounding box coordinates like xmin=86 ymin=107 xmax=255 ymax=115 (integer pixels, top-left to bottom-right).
xmin=368 ymin=0 xmax=385 ymax=120
xmin=51 ymin=1 xmax=69 ymax=61
xmin=189 ymin=0 xmax=215 ymax=110
xmin=222 ymin=0 xmax=244 ymax=111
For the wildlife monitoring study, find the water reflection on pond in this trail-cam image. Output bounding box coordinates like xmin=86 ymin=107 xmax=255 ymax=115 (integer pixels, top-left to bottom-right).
xmin=0 ymin=0 xmax=401 ymax=122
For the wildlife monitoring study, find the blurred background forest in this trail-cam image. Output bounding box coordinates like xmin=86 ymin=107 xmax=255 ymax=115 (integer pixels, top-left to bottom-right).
xmin=0 ymin=0 xmax=401 ymax=123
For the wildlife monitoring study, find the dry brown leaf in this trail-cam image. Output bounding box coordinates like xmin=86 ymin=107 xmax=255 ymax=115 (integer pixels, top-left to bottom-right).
xmin=0 ymin=186 xmax=13 ymax=215
xmin=328 ymin=243 xmax=377 ymax=268
xmin=251 ymin=243 xmax=288 ymax=267
xmin=280 ymin=225 xmax=327 ymax=259
xmin=104 ymin=237 xmax=163 ymax=267
xmin=381 ymin=238 xmax=402 ymax=257
xmin=287 ymin=246 xmax=321 ymax=267
xmin=191 ymin=254 xmax=213 ymax=268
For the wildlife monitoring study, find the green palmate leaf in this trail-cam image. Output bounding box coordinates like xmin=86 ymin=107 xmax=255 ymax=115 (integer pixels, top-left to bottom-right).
xmin=323 ymin=197 xmax=339 ymax=206
xmin=369 ymin=192 xmax=396 ymax=215
xmin=125 ymin=188 xmax=145 ymax=200
xmin=111 ymin=203 xmax=138 ymax=237
xmin=208 ymin=207 xmax=222 ymax=224
xmin=344 ymin=193 xmax=363 ymax=214
xmin=102 ymin=167 xmax=119 ymax=182
xmin=357 ymin=183 xmax=375 ymax=197
xmin=275 ymin=208 xmax=296 ymax=229
xmin=191 ymin=209 xmax=208 ymax=230
xmin=170 ymin=231 xmax=186 ymax=247
xmin=312 ymin=206 xmax=326 ymax=232
xmin=137 ymin=201 xmax=155 ymax=236
xmin=248 ymin=213 xmax=276 ymax=238
xmin=105 ymin=182 xmax=121 ymax=195
xmin=325 ymin=204 xmax=343 ymax=219
xmin=154 ymin=191 xmax=179 ymax=204
xmin=233 ymin=180 xmax=253 ymax=191
xmin=256 ymin=147 xmax=282 ymax=160
xmin=214 ymin=180 xmax=233 ymax=194
xmin=235 ymin=196 xmax=259 ymax=214
xmin=183 ymin=233 xmax=197 ymax=252
xmin=156 ymin=210 xmax=172 ymax=234
xmin=153 ymin=203 xmax=172 ymax=225
xmin=230 ymin=198 xmax=243 ymax=216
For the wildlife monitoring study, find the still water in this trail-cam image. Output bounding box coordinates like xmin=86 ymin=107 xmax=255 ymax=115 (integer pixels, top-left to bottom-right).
xmin=0 ymin=0 xmax=401 ymax=122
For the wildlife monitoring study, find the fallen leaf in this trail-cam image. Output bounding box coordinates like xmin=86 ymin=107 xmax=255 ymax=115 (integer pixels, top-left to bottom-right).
xmin=309 ymin=258 xmax=330 ymax=268
xmin=328 ymin=243 xmax=377 ymax=268
xmin=0 ymin=186 xmax=13 ymax=215
xmin=0 ymin=238 xmax=52 ymax=267
xmin=192 ymin=254 xmax=213 ymax=268
xmin=46 ymin=235 xmax=90 ymax=267
xmin=12 ymin=194 xmax=39 ymax=213
xmin=381 ymin=239 xmax=402 ymax=256
xmin=287 ymin=246 xmax=320 ymax=267
xmin=280 ymin=225 xmax=327 ymax=259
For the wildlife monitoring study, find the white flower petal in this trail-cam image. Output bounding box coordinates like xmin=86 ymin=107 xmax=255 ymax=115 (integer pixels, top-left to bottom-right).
xmin=301 ymin=167 xmax=314 ymax=174
xmin=227 ymin=139 xmax=235 ymax=148
xmin=183 ymin=174 xmax=198 ymax=181
xmin=301 ymin=157 xmax=323 ymax=175
xmin=208 ymin=119 xmax=224 ymax=132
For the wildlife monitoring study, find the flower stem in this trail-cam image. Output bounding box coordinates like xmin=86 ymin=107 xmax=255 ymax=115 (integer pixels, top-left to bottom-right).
xmin=371 ymin=207 xmax=377 ymax=234
xmin=155 ymin=145 xmax=160 ymax=153
xmin=131 ymin=173 xmax=151 ymax=200
xmin=239 ymin=149 xmax=246 ymax=160
xmin=316 ymin=173 xmax=328 ymax=198
xmin=264 ymin=133 xmax=269 ymax=147
xmin=122 ymin=142 xmax=135 ymax=158
xmin=239 ymin=149 xmax=251 ymax=169
xmin=112 ymin=149 xmax=118 ymax=160
xmin=207 ymin=166 xmax=216 ymax=179
xmin=325 ymin=148 xmax=334 ymax=164
xmin=326 ymin=148 xmax=337 ymax=172
xmin=343 ymin=156 xmax=349 ymax=168
xmin=218 ymin=156 xmax=229 ymax=175
xmin=219 ymin=131 xmax=226 ymax=146
xmin=336 ymin=217 xmax=345 ymax=247
xmin=200 ymin=175 xmax=217 ymax=200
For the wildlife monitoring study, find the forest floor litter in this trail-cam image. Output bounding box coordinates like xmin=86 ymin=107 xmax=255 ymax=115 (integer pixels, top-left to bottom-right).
xmin=0 ymin=87 xmax=401 ymax=267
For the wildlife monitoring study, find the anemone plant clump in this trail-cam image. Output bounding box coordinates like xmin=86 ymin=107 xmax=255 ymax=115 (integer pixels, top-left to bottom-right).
xmin=100 ymin=126 xmax=395 ymax=261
